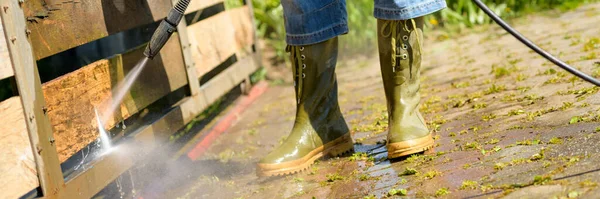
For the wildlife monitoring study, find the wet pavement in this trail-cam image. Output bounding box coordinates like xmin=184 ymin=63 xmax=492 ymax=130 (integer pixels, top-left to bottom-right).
xmin=142 ymin=4 xmax=600 ymax=199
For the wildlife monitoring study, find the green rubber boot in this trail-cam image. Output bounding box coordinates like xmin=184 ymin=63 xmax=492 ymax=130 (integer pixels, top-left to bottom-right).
xmin=257 ymin=38 xmax=353 ymax=176
xmin=377 ymin=17 xmax=434 ymax=159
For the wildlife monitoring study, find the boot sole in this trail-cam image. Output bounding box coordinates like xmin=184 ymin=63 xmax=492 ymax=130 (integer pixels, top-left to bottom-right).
xmin=256 ymin=134 xmax=353 ymax=177
xmin=387 ymin=134 xmax=434 ymax=159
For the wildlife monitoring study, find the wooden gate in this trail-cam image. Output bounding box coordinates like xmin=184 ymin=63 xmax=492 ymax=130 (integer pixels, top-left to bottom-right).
xmin=0 ymin=0 xmax=260 ymax=198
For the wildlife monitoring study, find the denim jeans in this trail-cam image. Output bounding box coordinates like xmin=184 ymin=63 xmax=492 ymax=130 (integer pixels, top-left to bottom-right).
xmin=282 ymin=0 xmax=447 ymax=45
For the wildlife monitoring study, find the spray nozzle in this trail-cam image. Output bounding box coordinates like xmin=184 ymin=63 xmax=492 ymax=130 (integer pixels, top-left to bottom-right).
xmin=144 ymin=0 xmax=191 ymax=59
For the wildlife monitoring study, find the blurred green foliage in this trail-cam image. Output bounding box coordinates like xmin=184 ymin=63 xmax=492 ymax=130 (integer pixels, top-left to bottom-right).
xmin=243 ymin=0 xmax=596 ymax=62
xmin=251 ymin=0 xmax=287 ymax=62
xmin=428 ymin=0 xmax=597 ymax=31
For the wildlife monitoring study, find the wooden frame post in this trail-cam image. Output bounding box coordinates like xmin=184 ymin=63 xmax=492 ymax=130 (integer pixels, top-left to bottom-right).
xmin=0 ymin=0 xmax=63 ymax=198
xmin=173 ymin=0 xmax=208 ymax=112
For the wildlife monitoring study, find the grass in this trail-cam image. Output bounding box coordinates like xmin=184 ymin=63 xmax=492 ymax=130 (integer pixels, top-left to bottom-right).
xmin=422 ymin=170 xmax=441 ymax=180
xmin=484 ymin=84 xmax=506 ymax=95
xmin=494 ymin=162 xmax=506 ymax=170
xmin=326 ymin=173 xmax=345 ymax=182
xmin=399 ymin=167 xmax=418 ymax=176
xmin=549 ymin=137 xmax=563 ymax=144
xmin=491 ymin=64 xmax=517 ymax=78
xmin=435 ymin=188 xmax=451 ymax=197
xmin=583 ymin=37 xmax=600 ymax=51
xmin=485 ymin=138 xmax=500 ymax=145
xmin=387 ymin=188 xmax=408 ymax=197
xmin=533 ymin=175 xmax=552 ymax=185
xmin=461 ymin=180 xmax=479 ymax=190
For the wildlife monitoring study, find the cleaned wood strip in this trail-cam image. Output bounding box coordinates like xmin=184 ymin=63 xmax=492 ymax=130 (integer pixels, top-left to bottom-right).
xmin=0 ymin=97 xmax=39 ymax=199
xmin=42 ymin=36 xmax=187 ymax=162
xmin=24 ymin=0 xmax=173 ymax=60
xmin=187 ymin=6 xmax=254 ymax=78
xmin=0 ymin=22 xmax=13 ymax=80
xmin=185 ymin=0 xmax=223 ymax=14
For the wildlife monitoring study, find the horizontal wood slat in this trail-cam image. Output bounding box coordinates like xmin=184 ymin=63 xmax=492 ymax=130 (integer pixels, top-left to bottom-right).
xmin=185 ymin=0 xmax=223 ymax=14
xmin=42 ymin=36 xmax=187 ymax=162
xmin=199 ymin=52 xmax=258 ymax=104
xmin=0 ymin=23 xmax=12 ymax=80
xmin=187 ymin=6 xmax=254 ymax=78
xmin=0 ymin=97 xmax=39 ymax=199
xmin=24 ymin=0 xmax=173 ymax=60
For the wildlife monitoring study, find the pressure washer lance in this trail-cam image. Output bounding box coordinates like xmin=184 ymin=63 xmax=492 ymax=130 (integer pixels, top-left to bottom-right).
xmin=473 ymin=0 xmax=600 ymax=86
xmin=144 ymin=0 xmax=191 ymax=59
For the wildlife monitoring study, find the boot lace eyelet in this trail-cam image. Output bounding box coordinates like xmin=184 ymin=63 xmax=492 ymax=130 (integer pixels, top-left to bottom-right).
xmin=402 ymin=44 xmax=408 ymax=49
xmin=302 ymin=64 xmax=306 ymax=69
xmin=302 ymin=73 xmax=306 ymax=78
xmin=401 ymin=54 xmax=408 ymax=59
xmin=402 ymin=35 xmax=409 ymax=41
xmin=300 ymin=47 xmax=305 ymax=51
xmin=301 ymin=55 xmax=306 ymax=60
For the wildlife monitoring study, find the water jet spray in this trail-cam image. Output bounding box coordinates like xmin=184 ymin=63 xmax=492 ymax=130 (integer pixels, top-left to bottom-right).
xmin=95 ymin=0 xmax=192 ymax=153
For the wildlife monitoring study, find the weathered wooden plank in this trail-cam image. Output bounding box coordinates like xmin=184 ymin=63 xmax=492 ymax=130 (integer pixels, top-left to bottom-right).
xmin=23 ymin=0 xmax=173 ymax=60
xmin=0 ymin=21 xmax=13 ymax=80
xmin=200 ymin=52 xmax=258 ymax=106
xmin=0 ymin=97 xmax=39 ymax=199
xmin=42 ymin=36 xmax=187 ymax=162
xmin=187 ymin=6 xmax=254 ymax=78
xmin=0 ymin=0 xmax=64 ymax=197
xmin=185 ymin=0 xmax=223 ymax=14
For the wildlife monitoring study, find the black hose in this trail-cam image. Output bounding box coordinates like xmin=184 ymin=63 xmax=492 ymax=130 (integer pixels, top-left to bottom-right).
xmin=472 ymin=0 xmax=600 ymax=86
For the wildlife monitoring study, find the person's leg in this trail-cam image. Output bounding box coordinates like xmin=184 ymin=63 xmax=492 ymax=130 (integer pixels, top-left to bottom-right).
xmin=257 ymin=0 xmax=352 ymax=177
xmin=373 ymin=0 xmax=446 ymax=159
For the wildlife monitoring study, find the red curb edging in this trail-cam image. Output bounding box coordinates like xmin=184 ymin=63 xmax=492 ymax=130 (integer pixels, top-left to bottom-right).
xmin=186 ymin=81 xmax=269 ymax=160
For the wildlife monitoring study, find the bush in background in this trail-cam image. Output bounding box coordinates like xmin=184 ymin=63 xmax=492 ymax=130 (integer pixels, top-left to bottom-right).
xmin=428 ymin=0 xmax=596 ymax=31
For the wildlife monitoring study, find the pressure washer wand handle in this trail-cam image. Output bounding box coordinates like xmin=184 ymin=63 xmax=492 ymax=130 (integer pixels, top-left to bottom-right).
xmin=144 ymin=0 xmax=191 ymax=59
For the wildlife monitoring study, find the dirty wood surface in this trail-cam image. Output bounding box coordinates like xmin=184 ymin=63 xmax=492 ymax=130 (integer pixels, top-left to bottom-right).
xmin=125 ymin=3 xmax=600 ymax=199
xmin=0 ymin=22 xmax=12 ymax=79
xmin=43 ymin=36 xmax=187 ymax=162
xmin=187 ymin=6 xmax=254 ymax=78
xmin=23 ymin=0 xmax=172 ymax=60
xmin=0 ymin=97 xmax=39 ymax=199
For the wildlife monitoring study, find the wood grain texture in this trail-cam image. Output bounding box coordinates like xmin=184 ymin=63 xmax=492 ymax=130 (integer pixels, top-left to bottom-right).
xmin=185 ymin=0 xmax=223 ymax=14
xmin=0 ymin=22 xmax=13 ymax=80
xmin=0 ymin=97 xmax=39 ymax=199
xmin=23 ymin=0 xmax=173 ymax=60
xmin=42 ymin=36 xmax=187 ymax=162
xmin=187 ymin=6 xmax=254 ymax=78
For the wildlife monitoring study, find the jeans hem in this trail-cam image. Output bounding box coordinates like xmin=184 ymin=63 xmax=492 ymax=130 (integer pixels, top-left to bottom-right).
xmin=374 ymin=0 xmax=447 ymax=20
xmin=285 ymin=23 xmax=349 ymax=46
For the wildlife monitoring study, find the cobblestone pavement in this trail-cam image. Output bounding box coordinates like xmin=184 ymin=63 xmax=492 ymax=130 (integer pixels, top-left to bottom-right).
xmin=160 ymin=4 xmax=600 ymax=199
